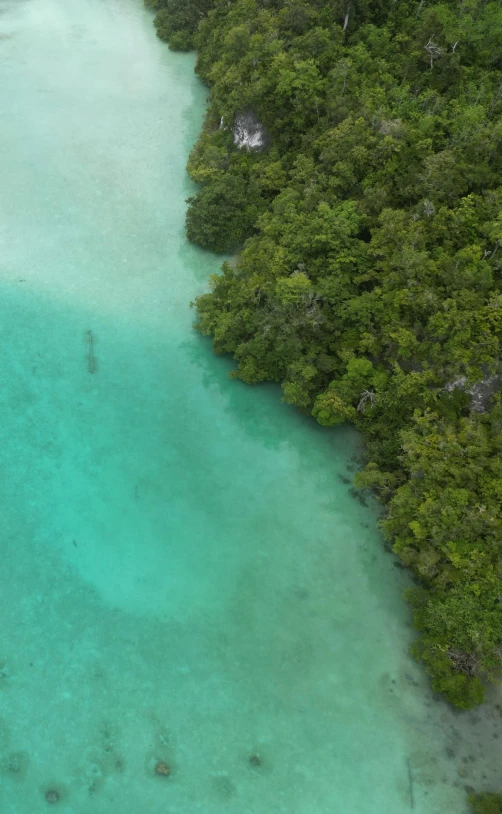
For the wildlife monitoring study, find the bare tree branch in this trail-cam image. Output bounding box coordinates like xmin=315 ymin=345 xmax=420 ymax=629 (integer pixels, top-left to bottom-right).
xmin=343 ymin=1 xmax=351 ymax=31
xmin=424 ymin=36 xmax=445 ymax=70
xmin=357 ymin=390 xmax=377 ymax=412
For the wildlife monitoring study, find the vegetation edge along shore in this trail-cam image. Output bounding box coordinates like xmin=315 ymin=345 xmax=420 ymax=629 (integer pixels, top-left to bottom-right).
xmin=145 ymin=1 xmax=502 ymax=809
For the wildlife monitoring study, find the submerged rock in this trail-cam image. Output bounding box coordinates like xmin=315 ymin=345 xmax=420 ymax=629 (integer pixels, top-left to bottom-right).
xmin=233 ymin=110 xmax=268 ymax=151
xmin=45 ymin=789 xmax=60 ymax=804
xmin=155 ymin=761 xmax=171 ymax=776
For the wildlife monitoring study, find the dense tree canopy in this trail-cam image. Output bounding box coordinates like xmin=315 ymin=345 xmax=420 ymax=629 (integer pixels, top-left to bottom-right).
xmin=147 ymin=0 xmax=502 ymax=729
xmin=145 ymin=0 xmax=213 ymax=50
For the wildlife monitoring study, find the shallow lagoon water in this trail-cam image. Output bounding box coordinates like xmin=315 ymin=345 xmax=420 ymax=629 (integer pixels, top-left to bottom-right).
xmin=0 ymin=1 xmax=500 ymax=812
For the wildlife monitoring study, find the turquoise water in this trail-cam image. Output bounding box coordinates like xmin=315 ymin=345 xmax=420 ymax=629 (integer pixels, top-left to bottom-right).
xmin=0 ymin=1 xmax=500 ymax=811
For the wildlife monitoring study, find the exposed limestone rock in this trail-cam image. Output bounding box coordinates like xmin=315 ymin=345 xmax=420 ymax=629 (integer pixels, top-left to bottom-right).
xmin=445 ymin=373 xmax=500 ymax=413
xmin=469 ymin=374 xmax=500 ymax=412
xmin=233 ymin=110 xmax=268 ymax=151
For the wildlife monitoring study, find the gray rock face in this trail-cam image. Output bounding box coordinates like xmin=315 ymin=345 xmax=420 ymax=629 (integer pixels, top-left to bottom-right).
xmin=469 ymin=374 xmax=500 ymax=412
xmin=445 ymin=373 xmax=500 ymax=413
xmin=233 ymin=110 xmax=268 ymax=151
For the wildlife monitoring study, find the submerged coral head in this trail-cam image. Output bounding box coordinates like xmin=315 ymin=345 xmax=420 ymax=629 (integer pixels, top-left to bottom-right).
xmin=45 ymin=789 xmax=60 ymax=804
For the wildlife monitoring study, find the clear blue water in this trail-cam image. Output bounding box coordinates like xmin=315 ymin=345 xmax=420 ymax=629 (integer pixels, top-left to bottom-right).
xmin=0 ymin=0 xmax=500 ymax=811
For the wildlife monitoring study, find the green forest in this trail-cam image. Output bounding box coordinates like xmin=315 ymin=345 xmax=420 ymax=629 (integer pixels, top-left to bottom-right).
xmin=146 ymin=0 xmax=502 ymax=806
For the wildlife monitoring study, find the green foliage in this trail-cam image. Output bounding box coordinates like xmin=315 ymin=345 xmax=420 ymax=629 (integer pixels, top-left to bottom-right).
xmin=145 ymin=0 xmax=214 ymax=50
xmin=156 ymin=0 xmax=502 ymax=712
xmin=186 ymin=170 xmax=264 ymax=252
xmin=470 ymin=793 xmax=502 ymax=814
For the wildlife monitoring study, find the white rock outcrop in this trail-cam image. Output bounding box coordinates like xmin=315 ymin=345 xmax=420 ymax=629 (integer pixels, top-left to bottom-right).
xmin=233 ymin=110 xmax=268 ymax=151
xmin=445 ymin=373 xmax=500 ymax=412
